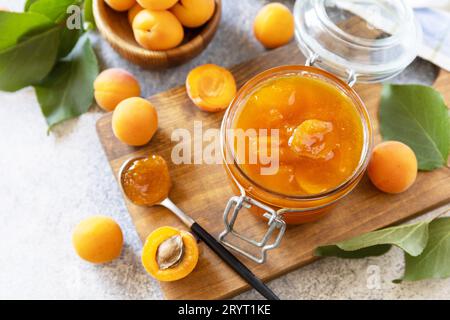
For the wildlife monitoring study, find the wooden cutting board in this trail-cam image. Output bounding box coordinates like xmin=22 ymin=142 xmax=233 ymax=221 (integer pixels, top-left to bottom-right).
xmin=96 ymin=43 xmax=450 ymax=300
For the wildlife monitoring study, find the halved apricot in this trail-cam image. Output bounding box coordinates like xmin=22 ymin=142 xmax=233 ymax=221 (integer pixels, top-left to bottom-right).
xmin=289 ymin=119 xmax=337 ymax=160
xmin=293 ymin=148 xmax=353 ymax=195
xmin=142 ymin=226 xmax=199 ymax=282
xmin=294 ymin=163 xmax=338 ymax=195
xmin=186 ymin=64 xmax=237 ymax=112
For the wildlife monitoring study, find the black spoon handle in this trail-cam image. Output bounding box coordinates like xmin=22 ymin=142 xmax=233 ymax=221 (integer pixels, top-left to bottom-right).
xmin=190 ymin=222 xmax=279 ymax=300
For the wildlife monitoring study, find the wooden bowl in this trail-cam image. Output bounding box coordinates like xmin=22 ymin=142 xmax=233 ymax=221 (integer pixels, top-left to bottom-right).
xmin=93 ymin=0 xmax=222 ymax=69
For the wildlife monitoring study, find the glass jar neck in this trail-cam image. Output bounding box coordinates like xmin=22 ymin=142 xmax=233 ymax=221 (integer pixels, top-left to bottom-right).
xmin=294 ymin=0 xmax=420 ymax=83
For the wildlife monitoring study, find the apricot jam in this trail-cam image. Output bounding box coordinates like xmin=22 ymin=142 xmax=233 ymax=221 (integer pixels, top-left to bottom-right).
xmin=234 ymin=75 xmax=363 ymax=196
xmin=121 ymin=155 xmax=171 ymax=206
xmin=221 ymin=66 xmax=372 ymax=224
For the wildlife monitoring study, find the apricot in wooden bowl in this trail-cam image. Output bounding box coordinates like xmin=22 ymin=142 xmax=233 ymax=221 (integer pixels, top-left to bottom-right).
xmin=104 ymin=0 xmax=135 ymax=11
xmin=93 ymin=0 xmax=222 ymax=69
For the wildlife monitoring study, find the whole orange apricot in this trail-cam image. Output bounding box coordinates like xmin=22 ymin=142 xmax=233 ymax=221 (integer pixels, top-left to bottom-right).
xmin=94 ymin=68 xmax=141 ymax=112
xmin=368 ymin=141 xmax=418 ymax=194
xmin=105 ymin=0 xmax=136 ymax=12
xmin=253 ymin=3 xmax=294 ymax=49
xmin=128 ymin=2 xmax=144 ymax=24
xmin=171 ymin=0 xmax=215 ymax=28
xmin=72 ymin=216 xmax=123 ymax=264
xmin=186 ymin=64 xmax=237 ymax=112
xmin=112 ymin=97 xmax=158 ymax=146
xmin=133 ymin=9 xmax=184 ymax=51
xmin=137 ymin=0 xmax=178 ymax=10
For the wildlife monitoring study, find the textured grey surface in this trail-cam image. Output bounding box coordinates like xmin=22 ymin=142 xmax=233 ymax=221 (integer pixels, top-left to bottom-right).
xmin=0 ymin=0 xmax=449 ymax=300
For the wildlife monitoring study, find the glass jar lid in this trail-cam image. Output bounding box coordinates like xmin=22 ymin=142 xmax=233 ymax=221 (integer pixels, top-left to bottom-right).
xmin=294 ymin=0 xmax=421 ymax=83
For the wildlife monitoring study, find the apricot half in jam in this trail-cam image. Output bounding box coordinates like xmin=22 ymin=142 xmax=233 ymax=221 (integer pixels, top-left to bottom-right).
xmin=289 ymin=119 xmax=337 ymax=161
xmin=234 ymin=75 xmax=363 ymax=195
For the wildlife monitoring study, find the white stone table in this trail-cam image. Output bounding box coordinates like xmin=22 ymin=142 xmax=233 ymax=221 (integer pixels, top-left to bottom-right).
xmin=1 ymin=0 xmax=449 ymax=299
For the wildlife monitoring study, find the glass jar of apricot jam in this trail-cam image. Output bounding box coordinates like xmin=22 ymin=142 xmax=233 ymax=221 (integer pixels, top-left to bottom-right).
xmin=219 ymin=0 xmax=419 ymax=263
xmin=221 ymin=65 xmax=372 ymax=223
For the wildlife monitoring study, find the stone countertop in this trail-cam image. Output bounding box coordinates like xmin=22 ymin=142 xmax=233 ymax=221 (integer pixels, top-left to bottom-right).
xmin=1 ymin=0 xmax=449 ymax=300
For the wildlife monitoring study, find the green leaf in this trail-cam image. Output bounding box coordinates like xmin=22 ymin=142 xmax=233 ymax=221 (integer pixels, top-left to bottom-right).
xmin=28 ymin=0 xmax=82 ymax=23
xmin=34 ymin=34 xmax=98 ymax=128
xmin=315 ymin=244 xmax=391 ymax=259
xmin=27 ymin=0 xmax=84 ymax=61
xmin=315 ymin=221 xmax=429 ymax=258
xmin=379 ymin=84 xmax=450 ymax=170
xmin=83 ymin=0 xmax=96 ymax=30
xmin=58 ymin=25 xmax=83 ymax=59
xmin=401 ymin=218 xmax=450 ymax=281
xmin=337 ymin=222 xmax=429 ymax=256
xmin=0 ymin=26 xmax=60 ymax=92
xmin=0 ymin=11 xmax=53 ymax=50
xmin=24 ymin=0 xmax=39 ymax=11
xmin=27 ymin=0 xmax=84 ymax=58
